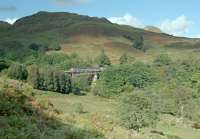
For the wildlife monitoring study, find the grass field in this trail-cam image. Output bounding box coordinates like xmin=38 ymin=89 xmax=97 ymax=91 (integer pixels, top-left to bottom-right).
xmin=35 ymin=91 xmax=200 ymax=139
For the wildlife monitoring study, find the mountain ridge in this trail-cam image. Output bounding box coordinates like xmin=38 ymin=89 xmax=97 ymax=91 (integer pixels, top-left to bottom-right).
xmin=0 ymin=11 xmax=196 ymax=43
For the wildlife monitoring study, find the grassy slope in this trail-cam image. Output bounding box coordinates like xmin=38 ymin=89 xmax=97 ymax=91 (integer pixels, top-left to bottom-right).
xmin=60 ymin=36 xmax=145 ymax=64
xmin=59 ymin=35 xmax=200 ymax=64
xmin=0 ymin=78 xmax=105 ymax=139
xmin=36 ymin=91 xmax=200 ymax=139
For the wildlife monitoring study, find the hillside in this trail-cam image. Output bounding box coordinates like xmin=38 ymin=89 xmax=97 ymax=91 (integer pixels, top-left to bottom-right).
xmin=0 ymin=78 xmax=104 ymax=138
xmin=0 ymin=21 xmax=11 ymax=31
xmin=144 ymin=26 xmax=163 ymax=33
xmin=1 ymin=10 xmax=200 ymax=139
xmin=0 ymin=11 xmax=193 ymax=43
xmin=0 ymin=11 xmax=200 ymax=63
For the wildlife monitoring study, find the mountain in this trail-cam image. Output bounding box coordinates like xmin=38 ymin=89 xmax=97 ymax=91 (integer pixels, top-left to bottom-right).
xmin=1 ymin=11 xmax=186 ymax=43
xmin=13 ymin=11 xmax=110 ymax=34
xmin=0 ymin=21 xmax=11 ymax=31
xmin=0 ymin=11 xmax=199 ymax=62
xmin=0 ymin=21 xmax=11 ymax=36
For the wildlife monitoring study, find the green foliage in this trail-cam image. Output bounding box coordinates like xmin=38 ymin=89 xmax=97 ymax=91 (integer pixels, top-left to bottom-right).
xmin=0 ymin=59 xmax=9 ymax=71
xmin=128 ymin=63 xmax=157 ymax=88
xmin=0 ymin=82 xmax=60 ymax=139
xmin=52 ymin=70 xmax=71 ymax=93
xmin=71 ymin=74 xmax=91 ymax=94
xmin=0 ymin=41 xmax=40 ymax=63
xmin=96 ymin=50 xmax=111 ymax=67
xmin=37 ymin=53 xmax=69 ymax=65
xmin=191 ymin=72 xmax=200 ymax=86
xmin=154 ymin=54 xmax=172 ymax=66
xmin=120 ymin=85 xmax=200 ymax=131
xmin=119 ymin=53 xmax=135 ymax=65
xmin=120 ymin=92 xmax=158 ymax=131
xmin=119 ymin=54 xmax=128 ymax=64
xmin=171 ymin=87 xmax=200 ymax=121
xmin=28 ymin=66 xmax=71 ymax=94
xmin=119 ymin=53 xmax=128 ymax=64
xmin=145 ymin=84 xmax=200 ymax=121
xmin=37 ymin=53 xmax=92 ymax=70
xmin=99 ymin=65 xmax=130 ymax=96
xmin=50 ymin=41 xmax=61 ymax=51
xmin=157 ymin=58 xmax=200 ymax=88
xmin=7 ymin=63 xmax=28 ymax=80
xmin=27 ymin=53 xmax=96 ymax=94
xmin=28 ymin=43 xmax=48 ymax=52
xmin=133 ymin=35 xmax=144 ymax=50
xmin=99 ymin=63 xmax=157 ymax=96
xmin=0 ymin=78 xmax=104 ymax=139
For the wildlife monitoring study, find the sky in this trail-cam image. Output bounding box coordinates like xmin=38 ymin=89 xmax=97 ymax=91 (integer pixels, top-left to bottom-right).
xmin=0 ymin=0 xmax=200 ymax=38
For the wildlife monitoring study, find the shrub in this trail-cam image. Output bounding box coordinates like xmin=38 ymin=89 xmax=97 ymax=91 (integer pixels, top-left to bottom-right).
xmin=133 ymin=35 xmax=144 ymax=50
xmin=37 ymin=53 xmax=92 ymax=70
xmin=7 ymin=63 xmax=28 ymax=80
xmin=37 ymin=53 xmax=69 ymax=65
xmin=0 ymin=41 xmax=39 ymax=63
xmin=119 ymin=53 xmax=135 ymax=65
xmin=154 ymin=54 xmax=172 ymax=66
xmin=0 ymin=82 xmax=60 ymax=139
xmin=119 ymin=53 xmax=128 ymax=64
xmin=0 ymin=59 xmax=9 ymax=71
xmin=128 ymin=63 xmax=157 ymax=88
xmin=99 ymin=63 xmax=157 ymax=96
xmin=71 ymin=74 xmax=91 ymax=95
xmin=100 ymin=65 xmax=130 ymax=96
xmin=50 ymin=41 xmax=61 ymax=51
xmin=148 ymin=86 xmax=200 ymax=121
xmin=119 ymin=92 xmax=158 ymax=131
xmin=96 ymin=50 xmax=111 ymax=67
xmin=171 ymin=87 xmax=200 ymax=121
xmin=29 ymin=43 xmax=48 ymax=52
xmin=0 ymin=78 xmax=104 ymax=139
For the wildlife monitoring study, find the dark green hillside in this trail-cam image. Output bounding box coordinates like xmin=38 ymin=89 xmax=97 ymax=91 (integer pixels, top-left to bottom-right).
xmin=13 ymin=11 xmax=110 ymax=33
xmin=0 ymin=11 xmax=192 ymax=45
xmin=0 ymin=21 xmax=11 ymax=31
xmin=0 ymin=21 xmax=12 ymax=38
